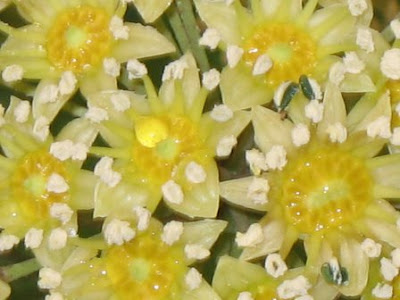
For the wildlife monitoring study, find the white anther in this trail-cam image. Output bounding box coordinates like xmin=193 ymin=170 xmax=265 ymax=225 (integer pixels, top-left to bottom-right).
xmin=252 ymin=54 xmax=273 ymax=76
xmin=366 ymin=116 xmax=392 ymax=139
xmin=94 ymin=157 xmax=121 ymax=188
xmin=391 ymin=127 xmax=400 ymax=145
xmin=305 ymin=100 xmax=324 ymax=123
xmin=372 ymin=283 xmax=393 ymax=299
xmin=246 ymin=148 xmax=268 ymax=175
xmin=329 ymin=61 xmax=346 ymax=86
xmin=162 ymin=180 xmax=184 ymax=204
xmin=103 ymin=57 xmax=120 ymax=77
xmin=356 ymin=28 xmax=374 ymax=53
xmin=199 ymin=28 xmax=221 ymax=50
xmin=25 ymin=228 xmax=43 ymax=249
xmin=0 ymin=234 xmax=19 ymax=251
xmin=381 ymin=49 xmax=400 ymax=80
xmin=109 ymin=16 xmax=129 ymax=40
xmin=265 ymin=145 xmax=287 ymax=170
xmin=50 ymin=140 xmax=74 ymax=161
xmin=14 ymin=100 xmax=30 ymax=123
xmin=185 ymin=244 xmax=210 ymax=260
xmin=46 ymin=173 xmax=69 ymax=194
xmin=162 ymin=57 xmax=189 ymax=81
xmin=235 ymin=223 xmax=264 ymax=247
xmin=343 ymin=52 xmax=365 ymax=74
xmin=38 ymin=268 xmax=62 ymax=289
xmin=161 ymin=220 xmax=184 ymax=245
xmin=380 ymin=257 xmax=399 ymax=281
xmin=202 ymin=68 xmax=220 ymax=91
xmin=133 ymin=206 xmax=151 ymax=231
xmin=2 ymin=64 xmax=24 ymax=82
xmin=277 ymin=275 xmax=312 ymax=299
xmin=326 ymin=122 xmax=348 ymax=143
xmin=273 ymin=81 xmax=291 ymax=108
xmin=37 ymin=84 xmax=59 ymax=104
xmin=127 ymin=59 xmax=148 ymax=80
xmin=85 ymin=106 xmax=109 ymax=123
xmin=361 ymin=238 xmax=382 ymax=258
xmin=50 ymin=203 xmax=73 ymax=224
xmin=227 ymin=45 xmax=244 ymax=68
xmin=391 ymin=19 xmax=400 ymax=39
xmin=59 ymin=71 xmax=77 ymax=95
xmin=185 ymin=268 xmax=202 ymax=290
xmin=265 ymin=253 xmax=288 ymax=278
xmin=104 ymin=219 xmax=136 ymax=246
xmin=347 ymin=0 xmax=368 ymax=16
xmin=237 ymin=292 xmax=254 ymax=300
xmin=110 ymin=92 xmax=131 ymax=112
xmin=247 ymin=177 xmax=270 ymax=205
xmin=71 ymin=142 xmax=88 ymax=161
xmin=216 ymin=135 xmax=237 ymax=157
xmin=291 ymin=123 xmax=310 ymax=147
xmin=33 ymin=116 xmax=50 ymax=141
xmin=48 ymin=228 xmax=68 ymax=250
xmin=185 ymin=161 xmax=207 ymax=184
xmin=391 ymin=248 xmax=400 ymax=268
xmin=210 ymin=104 xmax=233 ymax=122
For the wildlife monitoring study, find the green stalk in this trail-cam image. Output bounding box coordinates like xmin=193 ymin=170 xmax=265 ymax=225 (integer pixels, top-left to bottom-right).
xmin=166 ymin=4 xmax=191 ymax=56
xmin=1 ymin=258 xmax=41 ymax=282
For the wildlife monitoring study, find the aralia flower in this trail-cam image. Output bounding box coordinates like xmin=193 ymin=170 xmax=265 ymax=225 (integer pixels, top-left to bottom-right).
xmin=220 ymin=82 xmax=400 ymax=297
xmin=88 ymin=54 xmax=251 ymax=218
xmin=0 ymin=0 xmax=175 ymax=122
xmin=194 ymin=0 xmax=375 ymax=110
xmin=129 ymin=0 xmax=174 ymax=23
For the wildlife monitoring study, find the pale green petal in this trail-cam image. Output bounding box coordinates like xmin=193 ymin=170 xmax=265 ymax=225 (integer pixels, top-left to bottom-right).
xmin=112 ymin=23 xmax=175 ymax=62
xmin=69 ymin=169 xmax=97 ymax=210
xmin=220 ymin=176 xmax=268 ymax=211
xmin=346 ymin=92 xmax=378 ymax=132
xmin=346 ymin=131 xmax=385 ymax=159
xmin=369 ymin=153 xmax=400 ymax=194
xmin=61 ymin=247 xmax=98 ymax=272
xmin=80 ymin=69 xmax=118 ymax=96
xmin=96 ymin=0 xmax=123 ymax=16
xmin=57 ymin=118 xmax=99 ymax=147
xmin=363 ymin=217 xmax=400 ymax=248
xmin=133 ymin=0 xmax=172 ymax=23
xmin=183 ymin=279 xmax=221 ymax=300
xmin=193 ymin=0 xmax=241 ymax=45
xmin=287 ymin=93 xmax=311 ymax=126
xmin=339 ymin=73 xmax=375 ymax=93
xmin=309 ymin=276 xmax=339 ymax=300
xmin=338 ymin=238 xmax=368 ymax=296
xmin=318 ymin=0 xmax=373 ymax=26
xmin=14 ymin=0 xmax=59 ymax=26
xmin=252 ymin=106 xmax=294 ymax=154
xmin=220 ymin=64 xmax=273 ymax=110
xmin=261 ymin=0 xmax=302 ymax=19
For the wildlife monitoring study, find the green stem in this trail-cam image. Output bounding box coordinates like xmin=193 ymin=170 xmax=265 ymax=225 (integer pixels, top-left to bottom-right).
xmin=166 ymin=4 xmax=191 ymax=56
xmin=1 ymin=258 xmax=41 ymax=282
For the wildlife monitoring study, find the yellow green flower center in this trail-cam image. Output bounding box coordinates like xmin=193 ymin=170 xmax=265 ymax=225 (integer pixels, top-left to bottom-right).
xmin=132 ymin=115 xmax=204 ymax=183
xmin=105 ymin=227 xmax=186 ymax=299
xmin=46 ymin=5 xmax=112 ymax=73
xmin=243 ymin=23 xmax=317 ymax=87
xmin=11 ymin=151 xmax=69 ymax=220
xmin=276 ymin=141 xmax=373 ymax=233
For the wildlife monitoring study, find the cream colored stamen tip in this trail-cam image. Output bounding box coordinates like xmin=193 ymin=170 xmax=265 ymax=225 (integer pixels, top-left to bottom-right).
xmin=372 ymin=283 xmax=393 ymax=299
xmin=361 ymin=238 xmax=382 ymax=258
xmin=33 ymin=116 xmax=50 ymax=141
xmin=184 ymin=244 xmax=210 ymax=260
xmin=291 ymin=123 xmax=310 ymax=147
xmin=0 ymin=234 xmax=19 ymax=251
xmin=199 ymin=28 xmax=221 ymax=50
xmin=391 ymin=248 xmax=400 ymax=268
xmin=380 ymin=257 xmax=399 ymax=281
xmin=247 ymin=177 xmax=269 ymax=205
xmin=46 ymin=173 xmax=69 ymax=194
xmin=38 ymin=268 xmax=62 ymax=289
xmin=37 ymin=84 xmax=59 ymax=104
xmin=50 ymin=203 xmax=73 ymax=224
xmin=305 ymin=100 xmax=324 ymax=123
xmin=210 ymin=104 xmax=233 ymax=122
xmin=109 ymin=15 xmax=129 ymax=40
xmin=110 ymin=92 xmax=131 ymax=112
xmin=237 ymin=292 xmax=254 ymax=300
xmin=127 ymin=59 xmax=147 ymax=80
xmin=133 ymin=206 xmax=151 ymax=231
xmin=202 ymin=68 xmax=220 ymax=90
xmin=25 ymin=228 xmax=44 ymax=249
xmin=252 ymin=54 xmax=273 ymax=76
xmin=326 ymin=122 xmax=347 ymax=143
xmin=50 ymin=140 xmax=74 ymax=161
xmin=227 ymin=45 xmax=244 ymax=68
xmin=103 ymin=219 xmax=136 ymax=246
xmin=216 ymin=135 xmax=237 ymax=157
xmin=265 ymin=253 xmax=288 ymax=278
xmin=381 ymin=48 xmax=400 ymax=80
xmin=277 ymin=275 xmax=311 ymax=299
xmin=59 ymin=71 xmax=77 ymax=95
xmin=185 ymin=268 xmax=202 ymax=291
xmin=245 ymin=148 xmax=268 ymax=175
xmin=235 ymin=223 xmax=264 ymax=247
xmin=366 ymin=116 xmax=392 ymax=139
xmin=185 ymin=161 xmax=207 ymax=184
xmin=162 ymin=180 xmax=184 ymax=204
xmin=329 ymin=61 xmax=345 ymax=86
xmin=2 ymin=64 xmax=24 ymax=82
xmin=94 ymin=156 xmax=121 ymax=188
xmin=356 ymin=27 xmax=374 ymax=53
xmin=14 ymin=100 xmax=30 ymax=123
xmin=103 ymin=57 xmax=120 ymax=77
xmin=391 ymin=19 xmax=400 ymax=39
xmin=162 ymin=58 xmax=189 ymax=81
xmin=347 ymin=0 xmax=368 ymax=16
xmin=265 ymin=145 xmax=287 ymax=170
xmin=48 ymin=227 xmax=68 ymax=250
xmin=343 ymin=52 xmax=365 ymax=74
xmin=85 ymin=106 xmax=109 ymax=123
xmin=71 ymin=142 xmax=88 ymax=161
xmin=161 ymin=220 xmax=184 ymax=245
xmin=391 ymin=127 xmax=400 ymax=145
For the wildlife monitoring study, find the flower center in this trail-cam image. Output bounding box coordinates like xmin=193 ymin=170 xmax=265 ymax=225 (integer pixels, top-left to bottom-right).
xmin=11 ymin=151 xmax=69 ymax=220
xmin=243 ymin=23 xmax=317 ymax=87
xmin=46 ymin=5 xmax=112 ymax=73
xmin=132 ymin=115 xmax=204 ymax=184
xmin=105 ymin=225 xmax=186 ymax=299
xmin=277 ymin=141 xmax=373 ymax=233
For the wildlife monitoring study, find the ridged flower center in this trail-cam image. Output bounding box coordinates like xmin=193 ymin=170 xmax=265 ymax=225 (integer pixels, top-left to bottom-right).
xmin=132 ymin=115 xmax=204 ymax=183
xmin=46 ymin=5 xmax=112 ymax=73
xmin=278 ymin=141 xmax=373 ymax=233
xmin=11 ymin=151 xmax=68 ymax=220
xmin=105 ymin=228 xmax=186 ymax=299
xmin=243 ymin=23 xmax=317 ymax=87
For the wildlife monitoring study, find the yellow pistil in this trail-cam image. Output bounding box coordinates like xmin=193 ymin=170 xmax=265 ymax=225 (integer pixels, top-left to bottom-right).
xmin=46 ymin=5 xmax=112 ymax=73
xmin=132 ymin=115 xmax=205 ymax=184
xmin=275 ymin=141 xmax=373 ymax=233
xmin=105 ymin=225 xmax=186 ymax=299
xmin=243 ymin=23 xmax=317 ymax=87
xmin=11 ymin=151 xmax=69 ymax=220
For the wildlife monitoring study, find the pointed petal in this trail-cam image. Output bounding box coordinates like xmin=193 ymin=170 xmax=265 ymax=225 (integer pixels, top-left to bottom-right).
xmin=57 ymin=118 xmax=98 ymax=147
xmin=340 ymin=73 xmax=375 ymax=93
xmin=80 ymin=69 xmax=117 ymax=96
xmin=69 ymin=169 xmax=97 ymax=210
xmin=133 ymin=0 xmax=172 ymax=23
xmin=363 ymin=217 xmax=400 ymax=249
xmin=183 ymin=279 xmax=221 ymax=300
xmin=261 ymin=0 xmax=302 ymax=19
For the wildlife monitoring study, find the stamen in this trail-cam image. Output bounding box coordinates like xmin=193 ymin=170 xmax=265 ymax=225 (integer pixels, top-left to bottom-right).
xmin=372 ymin=283 xmax=393 ymax=299
xmin=235 ymin=223 xmax=264 ymax=247
xmin=210 ymin=104 xmax=233 ymax=122
xmin=103 ymin=219 xmax=136 ymax=246
xmin=356 ymin=28 xmax=374 ymax=53
xmin=161 ymin=180 xmax=184 ymax=204
xmin=227 ymin=45 xmax=244 ymax=68
xmin=216 ymin=135 xmax=237 ymax=157
xmin=237 ymin=292 xmax=254 ymax=300
xmin=185 ymin=268 xmax=202 ymax=291
xmin=247 ymin=177 xmax=270 ymax=205
xmin=0 ymin=234 xmax=19 ymax=251
xmin=199 ymin=28 xmax=221 ymax=50
xmin=127 ymin=59 xmax=147 ymax=80
xmin=184 ymin=244 xmax=210 ymax=260
xmin=50 ymin=203 xmax=73 ymax=224
xmin=14 ymin=101 xmax=30 ymax=123
xmin=38 ymin=268 xmax=62 ymax=289
xmin=103 ymin=57 xmax=120 ymax=77
xmin=264 ymin=253 xmax=288 ymax=278
xmin=48 ymin=228 xmax=68 ymax=250
xmin=24 ymin=228 xmax=44 ymax=249
xmin=276 ymin=276 xmax=311 ymax=299
xmin=360 ymin=238 xmax=382 ymax=258
xmin=202 ymin=68 xmax=220 ymax=90
xmin=380 ymin=257 xmax=398 ymax=281
xmin=161 ymin=220 xmax=183 ymax=245
xmin=381 ymin=49 xmax=400 ymax=80
xmin=110 ymin=92 xmax=131 ymax=112
xmin=58 ymin=71 xmax=77 ymax=95
xmin=2 ymin=64 xmax=24 ymax=82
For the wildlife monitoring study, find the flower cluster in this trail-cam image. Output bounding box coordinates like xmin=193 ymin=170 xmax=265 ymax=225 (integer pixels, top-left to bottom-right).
xmin=0 ymin=0 xmax=399 ymax=299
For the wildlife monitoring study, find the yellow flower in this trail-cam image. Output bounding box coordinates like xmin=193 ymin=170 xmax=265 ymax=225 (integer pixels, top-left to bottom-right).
xmin=88 ymin=54 xmax=250 ymax=218
xmin=194 ymin=0 xmax=375 ymax=110
xmin=220 ymin=83 xmax=400 ymax=297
